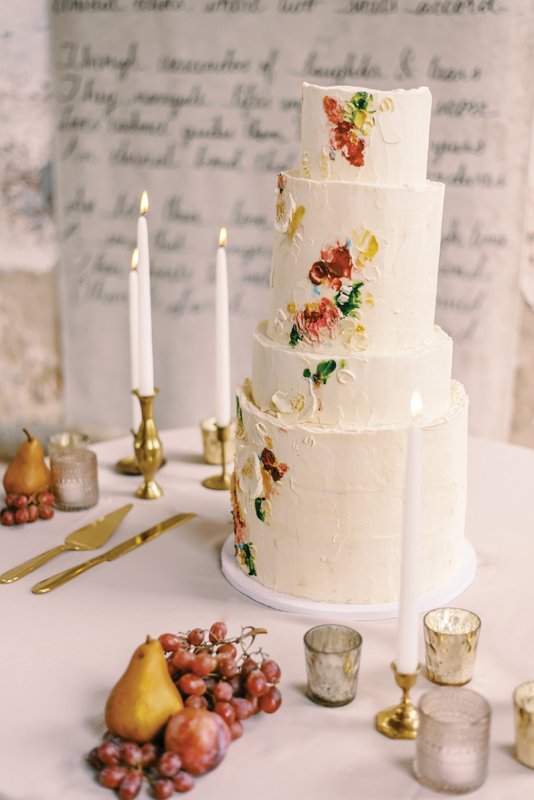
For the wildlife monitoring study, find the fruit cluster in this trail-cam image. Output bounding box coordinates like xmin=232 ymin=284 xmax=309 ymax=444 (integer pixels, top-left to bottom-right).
xmin=87 ymin=623 xmax=282 ymax=798
xmin=0 ymin=491 xmax=55 ymax=526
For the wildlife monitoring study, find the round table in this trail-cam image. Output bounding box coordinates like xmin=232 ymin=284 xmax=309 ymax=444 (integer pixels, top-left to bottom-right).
xmin=1 ymin=429 xmax=533 ymax=799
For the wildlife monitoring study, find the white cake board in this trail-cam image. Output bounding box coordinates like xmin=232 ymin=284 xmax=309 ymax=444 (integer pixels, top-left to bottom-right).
xmin=221 ymin=535 xmax=477 ymax=621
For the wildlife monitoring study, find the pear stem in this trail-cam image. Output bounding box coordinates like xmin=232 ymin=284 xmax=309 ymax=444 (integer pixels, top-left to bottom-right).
xmin=22 ymin=428 xmax=32 ymax=442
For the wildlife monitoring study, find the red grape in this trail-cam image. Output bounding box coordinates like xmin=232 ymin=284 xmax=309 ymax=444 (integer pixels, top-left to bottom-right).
xmin=209 ymin=621 xmax=228 ymax=643
xmin=228 ymin=675 xmax=241 ymax=694
xmin=27 ymin=504 xmax=39 ymax=523
xmin=172 ymin=649 xmax=194 ymax=672
xmin=231 ymin=697 xmax=253 ymax=720
xmin=157 ymin=751 xmax=182 ymax=778
xmin=229 ymin=720 xmax=243 ymax=740
xmin=99 ymin=765 xmax=127 ymax=789
xmin=119 ymin=742 xmax=142 ymax=767
xmin=261 ymin=659 xmax=281 ymax=684
xmin=87 ymin=747 xmax=102 ymax=769
xmin=1 ymin=510 xmax=15 ymax=526
xmin=217 ymin=656 xmax=238 ymax=678
xmin=159 ymin=633 xmax=185 ymax=653
xmin=192 ymin=651 xmax=216 ymax=677
xmin=153 ymin=779 xmax=174 ymax=799
xmin=172 ymin=771 xmax=195 ymax=793
xmin=217 ymin=642 xmax=237 ymax=658
xmin=260 ymin=685 xmax=282 ymax=714
xmin=38 ymin=504 xmax=54 ymax=520
xmin=118 ymin=770 xmax=143 ymax=800
xmin=14 ymin=494 xmax=28 ymax=508
xmin=187 ymin=628 xmax=205 ymax=646
xmin=5 ymin=494 xmax=17 ymax=508
xmin=165 ymin=709 xmax=230 ymax=777
xmin=213 ymin=681 xmax=233 ymax=702
xmin=97 ymin=741 xmax=120 ymax=766
xmin=141 ymin=742 xmax=159 ymax=767
xmin=15 ymin=508 xmax=29 ymax=525
xmin=38 ymin=491 xmax=56 ymax=506
xmin=214 ymin=701 xmax=235 ymax=726
xmin=185 ymin=695 xmax=208 ymax=710
xmin=246 ymin=694 xmax=260 ymax=715
xmin=246 ymin=669 xmax=268 ymax=697
xmin=178 ymin=673 xmax=206 ymax=696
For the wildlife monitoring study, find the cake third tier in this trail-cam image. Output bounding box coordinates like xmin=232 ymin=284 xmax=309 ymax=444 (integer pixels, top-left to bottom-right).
xmin=268 ymin=172 xmax=444 ymax=353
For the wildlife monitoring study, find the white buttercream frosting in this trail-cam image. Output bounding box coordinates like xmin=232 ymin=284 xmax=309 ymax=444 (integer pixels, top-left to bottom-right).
xmin=233 ymin=382 xmax=468 ymax=604
xmin=252 ymin=321 xmax=453 ymax=428
xmin=301 ymin=83 xmax=431 ymax=186
xmin=267 ymin=171 xmax=444 ymax=353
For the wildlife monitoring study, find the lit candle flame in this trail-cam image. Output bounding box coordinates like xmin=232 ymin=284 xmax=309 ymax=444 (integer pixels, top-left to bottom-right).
xmin=140 ymin=191 xmax=149 ymax=215
xmin=410 ymin=391 xmax=423 ymax=420
xmin=131 ymin=247 xmax=139 ymax=270
xmin=219 ymin=227 xmax=228 ymax=247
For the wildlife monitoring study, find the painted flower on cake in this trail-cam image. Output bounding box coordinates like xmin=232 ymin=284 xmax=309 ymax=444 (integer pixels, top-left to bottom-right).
xmin=271 ymin=386 xmax=317 ymax=423
xmin=303 ymin=359 xmax=346 ymax=386
xmin=289 ymin=297 xmax=340 ymax=347
xmin=309 ymin=242 xmax=353 ymax=290
xmin=236 ymin=448 xmax=263 ymax=501
xmin=231 ymin=472 xmax=257 ymax=576
xmin=274 ymin=173 xmax=306 ymax=241
xmin=323 ymin=91 xmax=377 ymax=167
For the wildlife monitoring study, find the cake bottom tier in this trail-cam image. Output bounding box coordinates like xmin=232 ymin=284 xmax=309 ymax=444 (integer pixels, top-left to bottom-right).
xmin=232 ymin=380 xmax=468 ymax=604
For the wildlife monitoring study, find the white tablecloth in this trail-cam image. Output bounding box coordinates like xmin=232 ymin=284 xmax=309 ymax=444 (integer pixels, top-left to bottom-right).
xmin=2 ymin=430 xmax=534 ymax=800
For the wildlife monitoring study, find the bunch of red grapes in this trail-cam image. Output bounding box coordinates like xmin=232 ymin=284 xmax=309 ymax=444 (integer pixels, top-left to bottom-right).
xmin=0 ymin=491 xmax=55 ymax=526
xmin=87 ymin=622 xmax=282 ymax=798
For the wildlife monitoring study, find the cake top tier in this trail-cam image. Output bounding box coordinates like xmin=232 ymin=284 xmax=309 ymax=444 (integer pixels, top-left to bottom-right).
xmin=300 ymin=83 xmax=431 ymax=187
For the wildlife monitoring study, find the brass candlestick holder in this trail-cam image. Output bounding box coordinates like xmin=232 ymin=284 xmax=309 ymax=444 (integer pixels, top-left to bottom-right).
xmin=116 ymin=452 xmax=142 ymax=476
xmin=133 ymin=389 xmax=164 ymax=499
xmin=202 ymin=423 xmax=232 ymax=490
xmin=376 ymin=662 xmax=421 ymax=740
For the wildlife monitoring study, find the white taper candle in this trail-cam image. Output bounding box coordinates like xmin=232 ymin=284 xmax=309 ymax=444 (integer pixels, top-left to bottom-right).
xmin=129 ymin=247 xmax=142 ymax=431
xmin=395 ymin=391 xmax=422 ymax=675
xmin=215 ymin=228 xmax=231 ymax=428
xmin=137 ymin=191 xmax=154 ymax=396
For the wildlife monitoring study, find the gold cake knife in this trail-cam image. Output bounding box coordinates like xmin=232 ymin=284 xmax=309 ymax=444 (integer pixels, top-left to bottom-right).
xmin=31 ymin=512 xmax=196 ymax=594
xmin=0 ymin=503 xmax=133 ymax=584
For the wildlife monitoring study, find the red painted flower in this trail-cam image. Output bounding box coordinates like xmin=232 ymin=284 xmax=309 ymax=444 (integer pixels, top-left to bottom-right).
xmin=295 ymin=298 xmax=340 ymax=343
xmin=308 ymin=243 xmax=353 ymax=289
xmin=343 ymin=136 xmax=365 ymax=167
xmin=323 ymin=96 xmax=344 ymax=125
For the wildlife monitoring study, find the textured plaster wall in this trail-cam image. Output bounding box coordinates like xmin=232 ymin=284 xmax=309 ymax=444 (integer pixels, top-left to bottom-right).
xmin=0 ymin=3 xmax=533 ymax=459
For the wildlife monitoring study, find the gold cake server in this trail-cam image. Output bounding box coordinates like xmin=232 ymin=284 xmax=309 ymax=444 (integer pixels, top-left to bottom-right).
xmin=0 ymin=503 xmax=133 ymax=584
xmin=31 ymin=512 xmax=196 ymax=594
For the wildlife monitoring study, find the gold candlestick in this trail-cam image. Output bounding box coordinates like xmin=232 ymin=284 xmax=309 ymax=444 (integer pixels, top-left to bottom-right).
xmin=376 ymin=662 xmax=420 ymax=739
xmin=202 ymin=423 xmax=232 ymax=490
xmin=133 ymin=389 xmax=163 ymax=499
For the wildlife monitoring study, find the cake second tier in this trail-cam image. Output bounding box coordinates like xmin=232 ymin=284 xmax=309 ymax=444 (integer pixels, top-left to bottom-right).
xmin=269 ymin=171 xmax=444 ymax=353
xmin=252 ymin=321 xmax=453 ymax=428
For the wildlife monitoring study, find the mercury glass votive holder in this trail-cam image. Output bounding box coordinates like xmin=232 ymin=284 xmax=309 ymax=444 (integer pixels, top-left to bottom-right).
xmin=303 ymin=624 xmax=362 ymax=707
xmin=414 ymin=688 xmax=491 ymax=794
xmin=424 ymin=607 xmax=481 ymax=686
xmin=47 ymin=431 xmax=90 ymax=457
xmin=50 ymin=448 xmax=99 ymax=511
xmin=514 ymin=681 xmax=534 ymax=768
xmin=200 ymin=417 xmax=236 ymax=465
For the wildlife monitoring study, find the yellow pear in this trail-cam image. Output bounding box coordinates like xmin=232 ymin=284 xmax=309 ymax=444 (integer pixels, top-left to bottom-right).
xmin=105 ymin=636 xmax=183 ymax=743
xmin=3 ymin=429 xmax=50 ymax=496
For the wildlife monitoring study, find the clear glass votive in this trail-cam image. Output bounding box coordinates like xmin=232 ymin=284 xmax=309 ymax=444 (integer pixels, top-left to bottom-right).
xmin=47 ymin=431 xmax=90 ymax=457
xmin=50 ymin=448 xmax=99 ymax=511
xmin=424 ymin=607 xmax=481 ymax=686
xmin=414 ymin=688 xmax=491 ymax=794
xmin=303 ymin=624 xmax=362 ymax=707
xmin=514 ymin=681 xmax=534 ymax=768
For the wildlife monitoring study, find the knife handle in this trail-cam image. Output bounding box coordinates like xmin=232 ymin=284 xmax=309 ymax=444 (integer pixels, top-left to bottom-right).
xmin=31 ymin=553 xmax=105 ymax=594
xmin=0 ymin=544 xmax=69 ymax=584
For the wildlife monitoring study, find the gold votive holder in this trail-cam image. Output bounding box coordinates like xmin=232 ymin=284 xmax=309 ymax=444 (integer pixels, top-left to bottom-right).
xmin=424 ymin=608 xmax=481 ymax=686
xmin=514 ymin=681 xmax=534 ymax=768
xmin=376 ymin=662 xmax=420 ymax=740
xmin=201 ymin=422 xmax=233 ymax=490
xmin=133 ymin=389 xmax=164 ymax=500
xmin=200 ymin=417 xmax=236 ymax=465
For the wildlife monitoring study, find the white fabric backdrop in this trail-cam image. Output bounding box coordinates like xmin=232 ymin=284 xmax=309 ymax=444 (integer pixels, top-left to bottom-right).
xmin=50 ymin=1 xmax=534 ymax=439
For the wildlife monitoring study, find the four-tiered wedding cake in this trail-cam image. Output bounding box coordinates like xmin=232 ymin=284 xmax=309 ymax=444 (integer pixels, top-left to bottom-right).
xmin=231 ymin=83 xmax=468 ymax=605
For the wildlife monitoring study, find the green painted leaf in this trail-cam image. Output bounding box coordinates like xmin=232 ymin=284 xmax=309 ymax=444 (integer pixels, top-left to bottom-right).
xmin=316 ymin=360 xmax=337 ymax=378
xmin=353 ymin=91 xmax=371 ymax=110
xmin=303 ymin=368 xmax=312 ymax=379
xmin=289 ymin=324 xmax=301 ymax=348
xmin=335 ymin=281 xmax=364 ymax=317
xmin=339 ymin=359 xmax=346 ymax=369
xmin=240 ymin=543 xmax=257 ymax=576
xmin=255 ymin=497 xmax=266 ymax=523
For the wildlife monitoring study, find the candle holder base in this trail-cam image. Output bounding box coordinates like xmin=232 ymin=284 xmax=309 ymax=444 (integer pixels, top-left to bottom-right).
xmin=201 ymin=423 xmax=233 ymax=492
xmin=202 ymin=473 xmax=232 ymax=491
xmin=376 ymin=663 xmax=420 ymax=740
xmin=135 ymin=479 xmax=163 ymax=500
